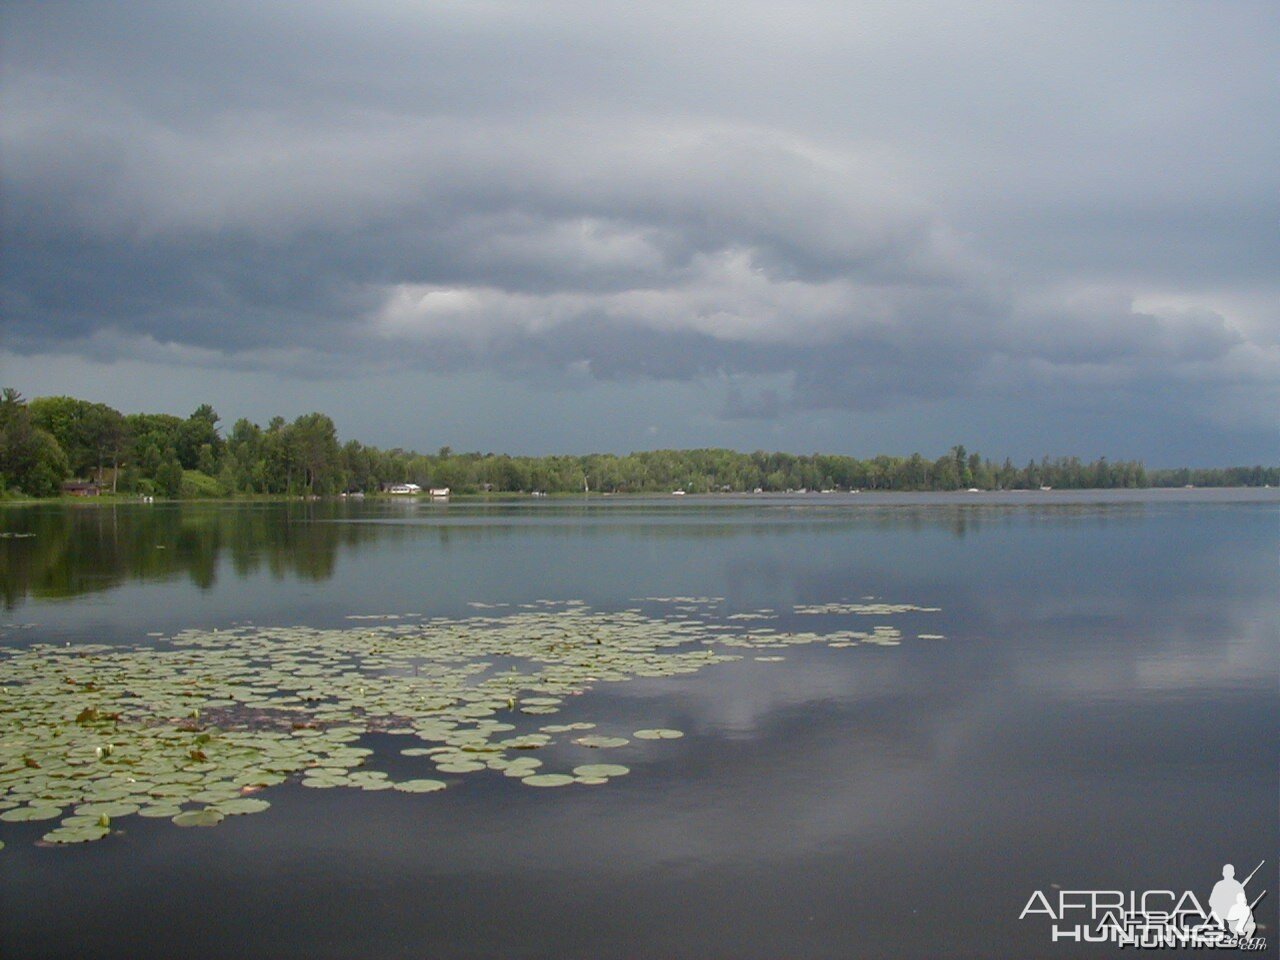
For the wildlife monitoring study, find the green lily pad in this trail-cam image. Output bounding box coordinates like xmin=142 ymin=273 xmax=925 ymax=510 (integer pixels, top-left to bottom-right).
xmin=520 ymin=773 xmax=576 ymax=787
xmin=171 ymin=808 xmax=225 ymax=828
xmin=393 ymin=779 xmax=447 ymax=793
xmin=574 ymin=736 xmax=628 ymax=749
xmin=137 ymin=805 xmax=184 ymax=818
xmin=502 ymin=760 xmax=543 ymax=777
xmin=1 ymin=805 xmax=63 ymax=822
xmin=74 ymin=801 xmax=139 ymax=818
xmin=42 ymin=824 xmax=109 ymax=844
xmin=633 ymin=728 xmax=684 ymax=740
xmin=572 ymin=764 xmax=630 ymax=778
xmin=214 ymin=797 xmax=271 ymax=815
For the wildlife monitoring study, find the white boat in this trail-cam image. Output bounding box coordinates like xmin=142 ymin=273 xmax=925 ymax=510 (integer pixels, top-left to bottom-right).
xmin=671 ymin=489 xmax=686 ymax=496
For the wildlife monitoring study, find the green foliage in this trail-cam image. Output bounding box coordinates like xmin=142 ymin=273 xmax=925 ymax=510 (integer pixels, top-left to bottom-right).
xmin=28 ymin=395 xmax=125 ymax=482
xmin=156 ymin=458 xmax=185 ymax=498
xmin=1149 ymin=465 xmax=1279 ymax=487
xmin=179 ymin=469 xmax=224 ymax=499
xmin=177 ymin=404 xmax=223 ymax=470
xmin=0 ymin=389 xmax=70 ymax=496
xmin=2 ymin=387 xmax=1275 ymax=498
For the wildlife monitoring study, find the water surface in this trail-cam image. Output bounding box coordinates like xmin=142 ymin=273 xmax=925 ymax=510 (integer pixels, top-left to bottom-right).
xmin=2 ymin=490 xmax=1276 ymax=958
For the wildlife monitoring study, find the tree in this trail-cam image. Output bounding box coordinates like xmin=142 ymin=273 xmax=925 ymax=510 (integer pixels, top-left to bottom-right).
xmin=0 ymin=389 xmax=69 ymax=496
xmin=25 ymin=396 xmax=127 ymax=485
xmin=156 ymin=456 xmax=184 ymax=498
xmin=82 ymin=403 xmax=126 ymax=489
xmin=226 ymin=418 xmax=265 ymax=493
xmin=290 ymin=413 xmax=342 ymax=494
xmin=178 ymin=404 xmax=223 ymax=471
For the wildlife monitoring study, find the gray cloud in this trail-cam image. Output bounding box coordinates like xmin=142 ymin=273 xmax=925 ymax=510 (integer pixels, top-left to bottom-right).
xmin=1 ymin=1 xmax=1276 ymax=457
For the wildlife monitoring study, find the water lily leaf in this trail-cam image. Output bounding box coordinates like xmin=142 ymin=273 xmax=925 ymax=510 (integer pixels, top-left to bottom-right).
xmin=1 ymin=805 xmax=63 ymax=822
xmin=633 ymin=728 xmax=684 ymax=740
xmin=75 ymin=801 xmax=139 ymax=818
xmin=214 ymin=797 xmax=271 ymax=815
xmin=171 ymin=808 xmax=225 ymax=828
xmin=434 ymin=761 xmax=486 ymax=773
xmin=574 ymin=736 xmax=628 ymax=749
xmin=137 ymin=805 xmax=184 ymax=818
xmin=42 ymin=824 xmax=109 ymax=844
xmin=572 ymin=764 xmax=629 ymax=778
xmin=520 ymin=773 xmax=575 ymax=787
xmin=393 ymin=779 xmax=447 ymax=793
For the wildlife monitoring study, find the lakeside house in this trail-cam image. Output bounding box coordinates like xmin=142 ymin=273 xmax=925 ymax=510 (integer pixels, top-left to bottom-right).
xmin=385 ymin=482 xmax=421 ymax=495
xmin=429 ymin=487 xmax=450 ymax=498
xmin=61 ymin=481 xmax=101 ymax=497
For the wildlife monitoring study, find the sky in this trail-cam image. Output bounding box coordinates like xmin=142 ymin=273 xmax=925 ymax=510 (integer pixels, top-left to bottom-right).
xmin=1 ymin=1 xmax=1277 ymax=466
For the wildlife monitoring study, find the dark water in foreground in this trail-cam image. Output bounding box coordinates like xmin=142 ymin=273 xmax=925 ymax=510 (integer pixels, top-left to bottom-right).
xmin=1 ymin=490 xmax=1277 ymax=959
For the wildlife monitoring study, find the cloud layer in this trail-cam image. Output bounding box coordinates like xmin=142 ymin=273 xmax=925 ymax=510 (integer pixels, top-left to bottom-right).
xmin=2 ymin=2 xmax=1277 ymax=454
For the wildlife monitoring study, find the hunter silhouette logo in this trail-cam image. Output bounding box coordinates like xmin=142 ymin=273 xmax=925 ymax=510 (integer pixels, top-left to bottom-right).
xmin=1208 ymin=862 xmax=1264 ymax=940
xmin=1020 ymin=859 xmax=1268 ymax=949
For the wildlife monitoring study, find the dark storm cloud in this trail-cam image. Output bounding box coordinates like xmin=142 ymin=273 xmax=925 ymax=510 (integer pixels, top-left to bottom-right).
xmin=1 ymin=1 xmax=1276 ymax=443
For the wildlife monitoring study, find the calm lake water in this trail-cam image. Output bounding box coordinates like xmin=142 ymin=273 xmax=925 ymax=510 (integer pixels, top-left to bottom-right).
xmin=2 ymin=490 xmax=1277 ymax=959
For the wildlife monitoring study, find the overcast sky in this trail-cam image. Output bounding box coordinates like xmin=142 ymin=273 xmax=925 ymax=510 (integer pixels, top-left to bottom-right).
xmin=2 ymin=1 xmax=1276 ymax=464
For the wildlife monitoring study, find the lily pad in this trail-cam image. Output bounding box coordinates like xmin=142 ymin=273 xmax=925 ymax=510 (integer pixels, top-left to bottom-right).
xmin=392 ymin=779 xmax=447 ymax=793
xmin=572 ymin=764 xmax=630 ymax=778
xmin=42 ymin=824 xmax=109 ymax=844
xmin=171 ymin=808 xmax=225 ymax=828
xmin=574 ymin=736 xmax=629 ymax=749
xmin=1 ymin=805 xmax=63 ymax=822
xmin=633 ymin=728 xmax=684 ymax=740
xmin=434 ymin=761 xmax=486 ymax=773
xmin=75 ymin=801 xmax=139 ymax=818
xmin=520 ymin=773 xmax=576 ymax=787
xmin=137 ymin=805 xmax=184 ymax=818
xmin=214 ymin=797 xmax=271 ymax=815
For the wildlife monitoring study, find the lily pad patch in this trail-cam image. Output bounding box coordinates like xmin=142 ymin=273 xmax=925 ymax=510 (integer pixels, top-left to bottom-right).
xmin=0 ymin=598 xmax=942 ymax=848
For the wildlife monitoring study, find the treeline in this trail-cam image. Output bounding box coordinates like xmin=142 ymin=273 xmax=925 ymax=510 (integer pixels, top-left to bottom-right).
xmin=1 ymin=389 xmax=1275 ymax=498
xmin=1148 ymin=465 xmax=1278 ymax=488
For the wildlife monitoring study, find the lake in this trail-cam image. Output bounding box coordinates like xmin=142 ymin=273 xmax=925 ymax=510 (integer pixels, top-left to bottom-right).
xmin=2 ymin=489 xmax=1276 ymax=958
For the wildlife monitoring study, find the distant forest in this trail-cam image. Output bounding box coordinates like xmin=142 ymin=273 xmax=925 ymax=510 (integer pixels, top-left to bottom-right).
xmin=1 ymin=390 xmax=1275 ymax=498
